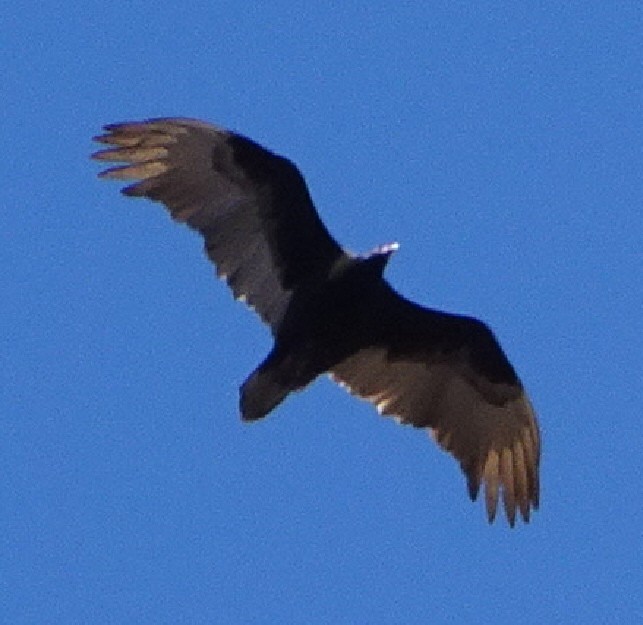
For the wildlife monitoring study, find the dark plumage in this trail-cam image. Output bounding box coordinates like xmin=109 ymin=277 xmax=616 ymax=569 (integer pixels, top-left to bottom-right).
xmin=92 ymin=118 xmax=540 ymax=526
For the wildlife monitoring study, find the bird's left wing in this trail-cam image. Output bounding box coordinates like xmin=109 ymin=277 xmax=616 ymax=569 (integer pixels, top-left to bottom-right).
xmin=329 ymin=285 xmax=540 ymax=526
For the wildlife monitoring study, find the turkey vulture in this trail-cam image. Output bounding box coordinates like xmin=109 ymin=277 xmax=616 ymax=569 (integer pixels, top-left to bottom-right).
xmin=92 ymin=118 xmax=540 ymax=526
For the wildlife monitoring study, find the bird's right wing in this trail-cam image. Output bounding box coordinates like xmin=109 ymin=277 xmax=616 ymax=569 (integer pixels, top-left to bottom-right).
xmin=330 ymin=286 xmax=540 ymax=526
xmin=92 ymin=118 xmax=346 ymax=331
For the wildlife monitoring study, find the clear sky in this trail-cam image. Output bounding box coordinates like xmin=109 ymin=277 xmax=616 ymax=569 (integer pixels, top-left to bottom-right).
xmin=3 ymin=2 xmax=641 ymax=623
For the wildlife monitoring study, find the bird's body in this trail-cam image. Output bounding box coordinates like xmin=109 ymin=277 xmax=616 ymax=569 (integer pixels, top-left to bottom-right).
xmin=93 ymin=118 xmax=540 ymax=526
xmin=242 ymin=250 xmax=395 ymax=421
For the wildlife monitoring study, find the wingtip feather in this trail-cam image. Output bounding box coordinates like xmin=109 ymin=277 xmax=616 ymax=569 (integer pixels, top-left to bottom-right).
xmin=97 ymin=161 xmax=169 ymax=181
xmin=483 ymin=450 xmax=500 ymax=524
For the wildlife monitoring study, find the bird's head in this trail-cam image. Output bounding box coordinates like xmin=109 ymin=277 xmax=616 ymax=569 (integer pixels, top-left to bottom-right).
xmin=363 ymin=242 xmax=399 ymax=276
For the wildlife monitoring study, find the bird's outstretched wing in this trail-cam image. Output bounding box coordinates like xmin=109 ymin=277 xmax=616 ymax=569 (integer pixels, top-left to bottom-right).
xmin=330 ymin=285 xmax=540 ymax=526
xmin=92 ymin=118 xmax=346 ymax=331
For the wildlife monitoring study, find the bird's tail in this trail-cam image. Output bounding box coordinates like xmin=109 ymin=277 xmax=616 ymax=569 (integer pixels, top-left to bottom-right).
xmin=240 ymin=349 xmax=317 ymax=422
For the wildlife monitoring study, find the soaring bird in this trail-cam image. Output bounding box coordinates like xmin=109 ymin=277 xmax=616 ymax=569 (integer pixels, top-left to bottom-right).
xmin=92 ymin=118 xmax=540 ymax=526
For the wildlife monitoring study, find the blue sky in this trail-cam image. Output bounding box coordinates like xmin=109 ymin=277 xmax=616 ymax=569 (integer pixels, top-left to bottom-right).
xmin=3 ymin=2 xmax=641 ymax=623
